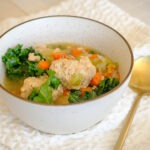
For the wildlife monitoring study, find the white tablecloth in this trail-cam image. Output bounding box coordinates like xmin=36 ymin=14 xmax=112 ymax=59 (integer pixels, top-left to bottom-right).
xmin=0 ymin=0 xmax=150 ymax=149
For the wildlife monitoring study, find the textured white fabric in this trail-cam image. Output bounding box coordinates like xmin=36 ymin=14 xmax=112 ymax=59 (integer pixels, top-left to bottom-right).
xmin=0 ymin=0 xmax=150 ymax=150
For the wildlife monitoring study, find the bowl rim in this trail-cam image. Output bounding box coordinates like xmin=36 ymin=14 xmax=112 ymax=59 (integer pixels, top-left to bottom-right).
xmin=0 ymin=15 xmax=134 ymax=107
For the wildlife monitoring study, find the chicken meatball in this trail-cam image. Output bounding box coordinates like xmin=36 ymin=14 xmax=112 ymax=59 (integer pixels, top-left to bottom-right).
xmin=50 ymin=56 xmax=96 ymax=89
xmin=21 ymin=75 xmax=63 ymax=100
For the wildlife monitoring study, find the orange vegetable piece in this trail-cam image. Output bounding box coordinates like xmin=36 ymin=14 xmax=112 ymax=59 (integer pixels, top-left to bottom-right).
xmin=71 ymin=49 xmax=82 ymax=57
xmin=104 ymin=72 xmax=110 ymax=78
xmin=116 ymin=72 xmax=120 ymax=79
xmin=91 ymin=72 xmax=102 ymax=86
xmin=38 ymin=60 xmax=50 ymax=70
xmin=89 ymin=54 xmax=99 ymax=59
xmin=80 ymin=87 xmax=92 ymax=95
xmin=51 ymin=52 xmax=66 ymax=60
xmin=63 ymin=89 xmax=70 ymax=96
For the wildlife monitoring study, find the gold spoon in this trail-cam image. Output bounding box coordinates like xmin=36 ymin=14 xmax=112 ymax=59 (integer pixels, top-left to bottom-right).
xmin=114 ymin=56 xmax=150 ymax=150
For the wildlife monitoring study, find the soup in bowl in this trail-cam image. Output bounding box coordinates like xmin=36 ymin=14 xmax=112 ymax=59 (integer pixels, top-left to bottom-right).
xmin=0 ymin=16 xmax=133 ymax=134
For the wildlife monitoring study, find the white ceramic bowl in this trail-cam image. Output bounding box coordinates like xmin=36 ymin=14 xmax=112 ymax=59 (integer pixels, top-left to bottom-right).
xmin=0 ymin=16 xmax=133 ymax=134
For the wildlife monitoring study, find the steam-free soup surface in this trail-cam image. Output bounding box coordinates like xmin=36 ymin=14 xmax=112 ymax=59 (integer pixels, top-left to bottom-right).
xmin=2 ymin=43 xmax=120 ymax=105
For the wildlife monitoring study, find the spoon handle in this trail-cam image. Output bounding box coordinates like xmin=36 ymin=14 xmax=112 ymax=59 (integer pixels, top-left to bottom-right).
xmin=114 ymin=93 xmax=143 ymax=150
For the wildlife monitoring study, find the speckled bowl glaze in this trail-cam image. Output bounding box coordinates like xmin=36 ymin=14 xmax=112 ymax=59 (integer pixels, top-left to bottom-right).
xmin=0 ymin=16 xmax=133 ymax=134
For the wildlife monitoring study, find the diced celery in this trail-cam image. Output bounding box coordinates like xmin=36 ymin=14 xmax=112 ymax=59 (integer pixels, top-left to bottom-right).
xmin=70 ymin=73 xmax=83 ymax=86
xmin=107 ymin=62 xmax=119 ymax=69
xmin=90 ymin=57 xmax=102 ymax=66
xmin=90 ymin=57 xmax=107 ymax=71
xmin=105 ymin=57 xmax=112 ymax=64
xmin=96 ymin=61 xmax=107 ymax=72
xmin=39 ymin=48 xmax=54 ymax=58
xmin=46 ymin=56 xmax=54 ymax=64
xmin=89 ymin=49 xmax=98 ymax=54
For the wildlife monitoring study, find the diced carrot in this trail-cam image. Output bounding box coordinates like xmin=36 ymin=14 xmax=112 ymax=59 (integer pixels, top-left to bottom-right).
xmin=90 ymin=72 xmax=102 ymax=86
xmin=38 ymin=60 xmax=50 ymax=70
xmin=85 ymin=49 xmax=90 ymax=52
xmin=63 ymin=89 xmax=70 ymax=96
xmin=89 ymin=54 xmax=99 ymax=59
xmin=80 ymin=87 xmax=92 ymax=95
xmin=116 ymin=72 xmax=120 ymax=79
xmin=104 ymin=70 xmax=114 ymax=77
xmin=104 ymin=72 xmax=110 ymax=78
xmin=104 ymin=70 xmax=120 ymax=79
xmin=107 ymin=68 xmax=114 ymax=75
xmin=71 ymin=49 xmax=82 ymax=57
xmin=51 ymin=52 xmax=66 ymax=60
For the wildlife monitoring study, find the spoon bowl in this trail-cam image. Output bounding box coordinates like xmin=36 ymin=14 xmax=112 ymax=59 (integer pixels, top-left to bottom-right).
xmin=129 ymin=56 xmax=150 ymax=93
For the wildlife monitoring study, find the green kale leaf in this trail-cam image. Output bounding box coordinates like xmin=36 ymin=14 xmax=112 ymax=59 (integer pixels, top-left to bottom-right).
xmin=2 ymin=44 xmax=44 ymax=80
xmin=82 ymin=90 xmax=97 ymax=100
xmin=46 ymin=70 xmax=61 ymax=89
xmin=95 ymin=78 xmax=119 ymax=95
xmin=28 ymin=80 xmax=53 ymax=104
xmin=68 ymin=90 xmax=82 ymax=103
xmin=28 ymin=70 xmax=61 ymax=104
